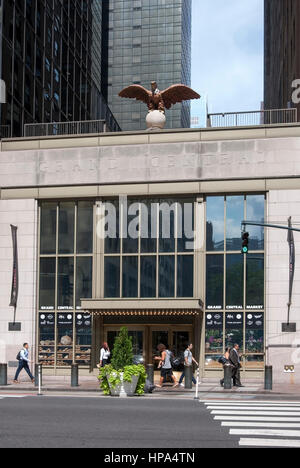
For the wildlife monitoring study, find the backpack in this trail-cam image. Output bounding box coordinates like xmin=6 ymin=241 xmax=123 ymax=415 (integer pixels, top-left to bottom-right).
xmin=172 ymin=352 xmax=185 ymax=369
xmin=16 ymin=351 xmax=22 ymax=361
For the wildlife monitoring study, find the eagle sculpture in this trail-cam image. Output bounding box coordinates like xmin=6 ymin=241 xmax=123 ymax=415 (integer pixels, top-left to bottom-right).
xmin=119 ymin=81 xmax=200 ymax=114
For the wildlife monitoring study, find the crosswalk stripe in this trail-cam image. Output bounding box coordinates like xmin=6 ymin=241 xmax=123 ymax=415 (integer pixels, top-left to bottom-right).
xmin=207 ymin=406 xmax=300 ymax=411
xmin=230 ymin=428 xmax=300 ymax=437
xmin=211 ymin=410 xmax=300 ymax=416
xmin=214 ymin=416 xmax=300 ymax=422
xmin=205 ymin=402 xmax=300 ymax=407
xmin=221 ymin=421 xmax=300 ymax=429
xmin=203 ymin=401 xmax=300 ymax=406
xmin=239 ymin=438 xmax=300 ymax=448
xmin=222 ymin=422 xmax=300 ymax=428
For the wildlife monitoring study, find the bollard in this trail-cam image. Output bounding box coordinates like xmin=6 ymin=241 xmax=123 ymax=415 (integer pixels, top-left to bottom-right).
xmin=146 ymin=364 xmax=154 ymax=385
xmin=194 ymin=368 xmax=200 ymax=400
xmin=71 ymin=364 xmax=79 ymax=387
xmin=185 ymin=365 xmax=193 ymax=389
xmin=35 ymin=364 xmax=43 ymax=388
xmin=0 ymin=363 xmax=7 ymax=386
xmin=223 ymin=365 xmax=232 ymax=390
xmin=265 ymin=365 xmax=273 ymax=390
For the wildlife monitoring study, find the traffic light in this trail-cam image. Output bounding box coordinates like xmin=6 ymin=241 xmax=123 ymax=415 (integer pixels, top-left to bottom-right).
xmin=242 ymin=232 xmax=249 ymax=254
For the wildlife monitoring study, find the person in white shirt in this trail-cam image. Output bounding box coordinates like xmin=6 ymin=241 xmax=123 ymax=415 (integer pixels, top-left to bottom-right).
xmin=13 ymin=343 xmax=35 ymax=384
xmin=99 ymin=342 xmax=111 ymax=368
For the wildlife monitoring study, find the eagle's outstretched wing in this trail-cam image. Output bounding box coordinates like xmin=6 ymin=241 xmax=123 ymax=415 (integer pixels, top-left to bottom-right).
xmin=119 ymin=85 xmax=151 ymax=104
xmin=161 ymin=85 xmax=200 ymax=109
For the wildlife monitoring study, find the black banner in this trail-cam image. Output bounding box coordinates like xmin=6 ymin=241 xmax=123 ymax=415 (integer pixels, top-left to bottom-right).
xmin=9 ymin=225 xmax=19 ymax=309
xmin=287 ymin=216 xmax=295 ymax=323
xmin=225 ymin=312 xmax=244 ymax=329
xmin=205 ymin=313 xmax=223 ymax=330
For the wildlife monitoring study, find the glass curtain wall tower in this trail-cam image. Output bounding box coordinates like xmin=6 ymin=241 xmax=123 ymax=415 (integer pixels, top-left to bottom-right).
xmin=0 ymin=0 xmax=119 ymax=137
xmin=106 ymin=0 xmax=192 ymax=131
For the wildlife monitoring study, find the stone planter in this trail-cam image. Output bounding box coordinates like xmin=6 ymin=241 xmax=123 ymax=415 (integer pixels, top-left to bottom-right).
xmin=108 ymin=373 xmax=139 ymax=397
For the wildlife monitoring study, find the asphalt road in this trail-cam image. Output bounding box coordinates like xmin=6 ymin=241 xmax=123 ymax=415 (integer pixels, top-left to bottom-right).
xmin=0 ymin=396 xmax=238 ymax=449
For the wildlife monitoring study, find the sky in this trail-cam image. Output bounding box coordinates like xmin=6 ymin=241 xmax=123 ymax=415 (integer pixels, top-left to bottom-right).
xmin=191 ymin=0 xmax=264 ymax=119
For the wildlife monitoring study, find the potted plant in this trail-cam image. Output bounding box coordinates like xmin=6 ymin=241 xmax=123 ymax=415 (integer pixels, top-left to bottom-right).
xmin=98 ymin=327 xmax=146 ymax=397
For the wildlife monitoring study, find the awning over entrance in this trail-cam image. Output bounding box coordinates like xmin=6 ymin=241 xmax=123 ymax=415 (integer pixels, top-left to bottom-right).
xmin=81 ymin=299 xmax=203 ymax=317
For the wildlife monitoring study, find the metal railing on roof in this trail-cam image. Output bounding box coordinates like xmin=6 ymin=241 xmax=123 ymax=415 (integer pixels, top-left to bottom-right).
xmin=207 ymin=108 xmax=298 ymax=128
xmin=0 ymin=125 xmax=11 ymax=139
xmin=24 ymin=119 xmax=109 ymax=138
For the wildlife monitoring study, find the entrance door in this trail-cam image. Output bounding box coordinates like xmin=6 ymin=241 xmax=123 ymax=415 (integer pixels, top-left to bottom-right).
xmin=150 ymin=326 xmax=193 ymax=371
xmin=105 ymin=326 xmax=146 ymax=365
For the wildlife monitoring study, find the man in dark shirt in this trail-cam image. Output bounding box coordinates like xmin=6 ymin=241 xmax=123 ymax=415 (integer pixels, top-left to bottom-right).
xmin=229 ymin=344 xmax=244 ymax=388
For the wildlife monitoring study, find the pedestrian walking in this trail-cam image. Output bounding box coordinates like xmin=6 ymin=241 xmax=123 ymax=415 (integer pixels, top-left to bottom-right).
xmin=219 ymin=347 xmax=232 ymax=387
xmin=13 ymin=343 xmax=35 ymax=384
xmin=179 ymin=343 xmax=199 ymax=387
xmin=155 ymin=344 xmax=179 ymax=388
xmin=229 ymin=344 xmax=244 ymax=388
xmin=99 ymin=342 xmax=111 ymax=368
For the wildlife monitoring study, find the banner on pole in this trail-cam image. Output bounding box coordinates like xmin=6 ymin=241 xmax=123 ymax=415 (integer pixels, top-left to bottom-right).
xmin=9 ymin=225 xmax=19 ymax=309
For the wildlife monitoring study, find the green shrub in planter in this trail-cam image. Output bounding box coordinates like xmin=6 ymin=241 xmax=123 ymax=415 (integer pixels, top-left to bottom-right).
xmin=111 ymin=327 xmax=134 ymax=371
xmin=98 ymin=328 xmax=146 ymax=396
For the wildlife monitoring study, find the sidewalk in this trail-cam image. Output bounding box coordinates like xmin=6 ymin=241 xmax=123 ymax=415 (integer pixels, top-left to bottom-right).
xmin=1 ymin=373 xmax=300 ymax=396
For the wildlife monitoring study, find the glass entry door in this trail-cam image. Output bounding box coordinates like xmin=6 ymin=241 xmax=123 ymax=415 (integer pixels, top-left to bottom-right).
xmin=150 ymin=326 xmax=193 ymax=371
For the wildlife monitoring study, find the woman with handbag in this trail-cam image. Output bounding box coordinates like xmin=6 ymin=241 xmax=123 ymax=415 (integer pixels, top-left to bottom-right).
xmin=219 ymin=348 xmax=231 ymax=387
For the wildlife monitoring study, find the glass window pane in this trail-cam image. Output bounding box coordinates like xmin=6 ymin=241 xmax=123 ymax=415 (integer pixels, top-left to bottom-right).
xmin=76 ymin=257 xmax=93 ymax=308
xmin=159 ymin=201 xmax=175 ymax=253
xmin=246 ymin=195 xmax=265 ymax=250
xmin=39 ymin=313 xmax=55 ymax=366
xmin=159 ymin=256 xmax=175 ymax=297
xmin=206 ymin=197 xmax=224 ymax=251
xmin=140 ymin=256 xmax=156 ymax=298
xmin=75 ymin=313 xmax=92 ymax=365
xmin=205 ymin=313 xmax=224 ymax=354
xmin=39 ymin=258 xmax=56 ymax=310
xmin=226 ymin=254 xmax=244 ymax=309
xmin=177 ymin=255 xmax=194 ymax=298
xmin=206 ymin=255 xmax=224 ymax=310
xmin=58 ymin=202 xmax=75 ymax=254
xmin=57 ymin=313 xmax=73 ymax=366
xmin=226 ymin=196 xmax=244 ymax=251
xmin=225 ymin=312 xmax=244 ymax=350
xmin=177 ymin=200 xmax=195 ymax=253
xmin=122 ymin=256 xmax=138 ymax=298
xmin=123 ymin=201 xmax=139 ymax=254
xmin=246 ymin=254 xmax=264 ymax=309
xmin=40 ymin=203 xmax=57 ymax=254
xmin=246 ymin=312 xmax=264 ymax=353
xmin=58 ymin=258 xmax=74 ymax=309
xmin=205 ymin=355 xmax=223 ymax=369
xmin=104 ymin=257 xmax=120 ymax=298
xmin=77 ymin=202 xmax=93 ymax=254
xmin=244 ymin=355 xmax=264 ymax=369
xmin=104 ymin=201 xmax=120 ymax=254
xmin=141 ymin=201 xmax=157 ymax=253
